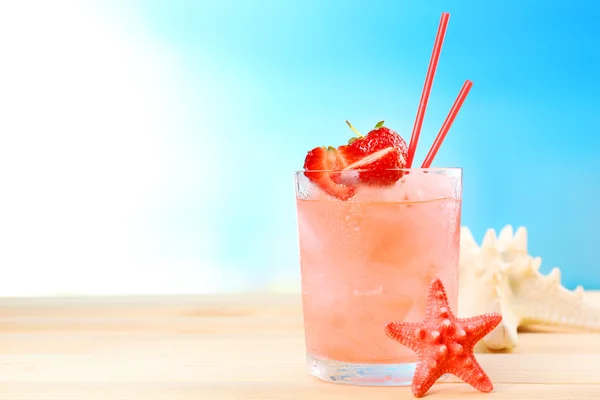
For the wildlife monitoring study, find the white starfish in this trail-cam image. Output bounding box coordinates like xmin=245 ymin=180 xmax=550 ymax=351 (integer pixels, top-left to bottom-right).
xmin=458 ymin=225 xmax=600 ymax=351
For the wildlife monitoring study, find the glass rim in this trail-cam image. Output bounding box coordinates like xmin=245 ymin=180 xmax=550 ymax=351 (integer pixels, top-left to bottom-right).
xmin=293 ymin=167 xmax=462 ymax=174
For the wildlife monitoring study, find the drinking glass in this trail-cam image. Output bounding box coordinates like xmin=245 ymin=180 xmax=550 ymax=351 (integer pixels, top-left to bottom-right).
xmin=294 ymin=168 xmax=462 ymax=386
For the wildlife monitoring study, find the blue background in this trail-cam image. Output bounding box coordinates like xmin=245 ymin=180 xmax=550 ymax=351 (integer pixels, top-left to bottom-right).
xmin=0 ymin=0 xmax=598 ymax=295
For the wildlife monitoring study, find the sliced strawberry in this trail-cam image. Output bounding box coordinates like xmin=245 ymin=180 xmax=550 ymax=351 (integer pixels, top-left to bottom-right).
xmin=303 ymin=146 xmax=358 ymax=201
xmin=346 ymin=124 xmax=408 ymax=186
xmin=329 ymin=144 xmax=363 ymax=184
xmin=344 ymin=146 xmax=399 ymax=169
xmin=342 ymin=146 xmax=403 ymax=185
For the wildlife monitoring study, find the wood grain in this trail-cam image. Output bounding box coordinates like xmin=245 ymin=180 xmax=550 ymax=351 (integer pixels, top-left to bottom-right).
xmin=0 ymin=292 xmax=599 ymax=399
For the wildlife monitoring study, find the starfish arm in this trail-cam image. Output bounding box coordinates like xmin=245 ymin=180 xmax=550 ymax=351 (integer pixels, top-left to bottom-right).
xmin=424 ymin=278 xmax=451 ymax=321
xmin=447 ymin=355 xmax=494 ymax=393
xmin=384 ymin=321 xmax=423 ymax=353
xmin=457 ymin=313 xmax=503 ymax=343
xmin=411 ymin=359 xmax=444 ymax=398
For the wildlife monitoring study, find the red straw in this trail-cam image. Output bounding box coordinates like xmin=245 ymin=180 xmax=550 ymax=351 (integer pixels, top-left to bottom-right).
xmin=405 ymin=12 xmax=450 ymax=168
xmin=421 ymin=80 xmax=473 ymax=168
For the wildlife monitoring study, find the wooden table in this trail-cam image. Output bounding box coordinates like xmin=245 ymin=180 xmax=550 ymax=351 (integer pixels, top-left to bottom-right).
xmin=0 ymin=292 xmax=599 ymax=399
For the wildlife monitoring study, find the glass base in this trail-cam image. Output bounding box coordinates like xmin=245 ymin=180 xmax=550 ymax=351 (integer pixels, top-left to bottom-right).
xmin=306 ymin=353 xmax=451 ymax=387
xmin=306 ymin=353 xmax=417 ymax=386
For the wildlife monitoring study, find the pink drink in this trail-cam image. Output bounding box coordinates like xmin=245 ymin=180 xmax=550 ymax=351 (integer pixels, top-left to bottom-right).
xmin=295 ymin=168 xmax=462 ymax=385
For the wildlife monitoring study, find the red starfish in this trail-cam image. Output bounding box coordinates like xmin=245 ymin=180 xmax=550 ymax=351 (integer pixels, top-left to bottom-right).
xmin=385 ymin=277 xmax=502 ymax=398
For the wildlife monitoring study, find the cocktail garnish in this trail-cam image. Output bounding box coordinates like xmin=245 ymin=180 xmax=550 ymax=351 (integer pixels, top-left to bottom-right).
xmin=302 ymin=11 xmax=473 ymax=196
xmin=343 ymin=121 xmax=408 ymax=186
xmin=385 ymin=277 xmax=502 ymax=398
xmin=303 ymin=145 xmax=358 ymax=200
xmin=303 ymin=121 xmax=408 ymax=199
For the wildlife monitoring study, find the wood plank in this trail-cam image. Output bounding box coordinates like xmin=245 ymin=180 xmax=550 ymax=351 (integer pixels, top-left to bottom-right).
xmin=0 ymin=338 xmax=599 ymax=384
xmin=0 ymin=294 xmax=303 ymax=318
xmin=1 ymin=331 xmax=599 ymax=355
xmin=0 ymin=383 xmax=598 ymax=400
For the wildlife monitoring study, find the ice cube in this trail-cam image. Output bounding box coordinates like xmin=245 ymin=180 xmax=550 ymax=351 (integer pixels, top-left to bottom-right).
xmin=347 ymin=170 xmax=459 ymax=203
xmin=382 ymin=171 xmax=459 ymax=203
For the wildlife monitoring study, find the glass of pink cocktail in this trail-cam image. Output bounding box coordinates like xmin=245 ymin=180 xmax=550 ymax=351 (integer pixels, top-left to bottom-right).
xmin=294 ymin=11 xmax=473 ymax=387
xmin=295 ymin=165 xmax=462 ymax=386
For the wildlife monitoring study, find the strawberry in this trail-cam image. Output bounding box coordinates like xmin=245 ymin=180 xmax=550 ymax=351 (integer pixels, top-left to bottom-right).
xmin=302 ymin=121 xmax=408 ymax=199
xmin=303 ymin=146 xmax=358 ymax=201
xmin=344 ymin=121 xmax=408 ymax=186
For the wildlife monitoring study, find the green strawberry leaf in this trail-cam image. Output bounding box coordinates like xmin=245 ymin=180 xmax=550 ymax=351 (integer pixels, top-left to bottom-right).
xmin=345 ymin=120 xmax=363 ymax=137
